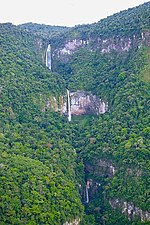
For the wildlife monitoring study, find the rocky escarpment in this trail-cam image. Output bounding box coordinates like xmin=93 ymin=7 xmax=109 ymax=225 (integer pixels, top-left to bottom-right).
xmin=84 ymin=160 xmax=150 ymax=223
xmin=85 ymin=159 xmax=116 ymax=178
xmin=109 ymin=199 xmax=150 ymax=222
xmin=68 ymin=91 xmax=108 ymax=115
xmin=52 ymin=30 xmax=150 ymax=62
xmin=42 ymin=90 xmax=108 ymax=117
xmin=83 ymin=160 xmax=116 ymax=204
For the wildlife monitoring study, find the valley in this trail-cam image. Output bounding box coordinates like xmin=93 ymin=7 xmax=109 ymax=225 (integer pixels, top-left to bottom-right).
xmin=0 ymin=2 xmax=150 ymax=225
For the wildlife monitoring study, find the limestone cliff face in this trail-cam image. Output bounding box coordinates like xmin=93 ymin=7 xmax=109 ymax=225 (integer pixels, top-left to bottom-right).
xmin=69 ymin=91 xmax=107 ymax=115
xmin=85 ymin=160 xmax=150 ymax=222
xmin=43 ymin=91 xmax=108 ymax=116
xmin=109 ymin=199 xmax=150 ymax=222
xmin=83 ymin=160 xmax=116 ymax=204
xmin=52 ymin=30 xmax=150 ymax=61
xmin=85 ymin=159 xmax=116 ymax=178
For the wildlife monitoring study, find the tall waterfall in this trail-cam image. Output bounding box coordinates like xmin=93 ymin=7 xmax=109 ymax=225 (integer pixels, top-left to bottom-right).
xmin=85 ymin=185 xmax=89 ymax=203
xmin=67 ymin=89 xmax=71 ymax=122
xmin=46 ymin=44 xmax=52 ymax=70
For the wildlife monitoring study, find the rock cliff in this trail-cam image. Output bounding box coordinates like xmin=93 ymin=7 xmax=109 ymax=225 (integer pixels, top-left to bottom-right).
xmin=43 ymin=90 xmax=108 ymax=117
xmin=109 ymin=199 xmax=150 ymax=222
xmin=52 ymin=30 xmax=150 ymax=62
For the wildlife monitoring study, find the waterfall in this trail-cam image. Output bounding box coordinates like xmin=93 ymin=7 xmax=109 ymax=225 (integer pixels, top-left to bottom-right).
xmin=85 ymin=185 xmax=89 ymax=203
xmin=67 ymin=89 xmax=71 ymax=122
xmin=46 ymin=44 xmax=52 ymax=70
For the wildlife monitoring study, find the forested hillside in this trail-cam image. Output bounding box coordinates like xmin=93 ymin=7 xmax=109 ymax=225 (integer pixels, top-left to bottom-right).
xmin=0 ymin=2 xmax=150 ymax=225
xmin=19 ymin=23 xmax=70 ymax=39
xmin=49 ymin=2 xmax=150 ymax=49
xmin=0 ymin=23 xmax=83 ymax=225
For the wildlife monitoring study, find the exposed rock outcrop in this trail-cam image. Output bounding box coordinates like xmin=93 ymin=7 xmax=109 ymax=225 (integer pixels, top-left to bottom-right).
xmin=53 ymin=31 xmax=150 ymax=61
xmin=63 ymin=219 xmax=80 ymax=225
xmin=43 ymin=90 xmax=108 ymax=117
xmin=69 ymin=91 xmax=108 ymax=115
xmin=85 ymin=159 xmax=116 ymax=178
xmin=109 ymin=199 xmax=150 ymax=222
xmin=83 ymin=160 xmax=116 ymax=204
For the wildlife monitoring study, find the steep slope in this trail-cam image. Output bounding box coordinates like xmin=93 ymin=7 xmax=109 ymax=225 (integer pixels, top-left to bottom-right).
xmin=0 ymin=2 xmax=150 ymax=225
xmin=63 ymin=46 xmax=150 ymax=224
xmin=47 ymin=2 xmax=150 ymax=224
xmin=0 ymin=23 xmax=67 ymax=122
xmin=0 ymin=23 xmax=83 ymax=224
xmin=50 ymin=2 xmax=150 ymax=76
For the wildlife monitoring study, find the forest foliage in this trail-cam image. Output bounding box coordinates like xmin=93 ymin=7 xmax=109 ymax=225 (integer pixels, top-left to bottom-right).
xmin=0 ymin=2 xmax=150 ymax=225
xmin=19 ymin=22 xmax=70 ymax=39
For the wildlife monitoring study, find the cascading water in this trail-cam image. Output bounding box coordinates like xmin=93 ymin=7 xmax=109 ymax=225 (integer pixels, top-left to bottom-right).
xmin=67 ymin=89 xmax=71 ymax=122
xmin=85 ymin=185 xmax=89 ymax=203
xmin=46 ymin=44 xmax=52 ymax=70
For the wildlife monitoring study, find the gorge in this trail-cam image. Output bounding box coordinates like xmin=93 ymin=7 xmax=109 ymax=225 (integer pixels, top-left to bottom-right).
xmin=0 ymin=2 xmax=150 ymax=225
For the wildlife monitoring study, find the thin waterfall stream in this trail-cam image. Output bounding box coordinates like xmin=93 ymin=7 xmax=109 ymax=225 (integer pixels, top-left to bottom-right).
xmin=46 ymin=44 xmax=52 ymax=70
xmin=67 ymin=89 xmax=71 ymax=122
xmin=85 ymin=185 xmax=89 ymax=203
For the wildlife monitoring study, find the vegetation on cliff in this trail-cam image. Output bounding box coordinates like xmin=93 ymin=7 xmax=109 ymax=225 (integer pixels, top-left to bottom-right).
xmin=0 ymin=23 xmax=83 ymax=224
xmin=0 ymin=2 xmax=150 ymax=224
